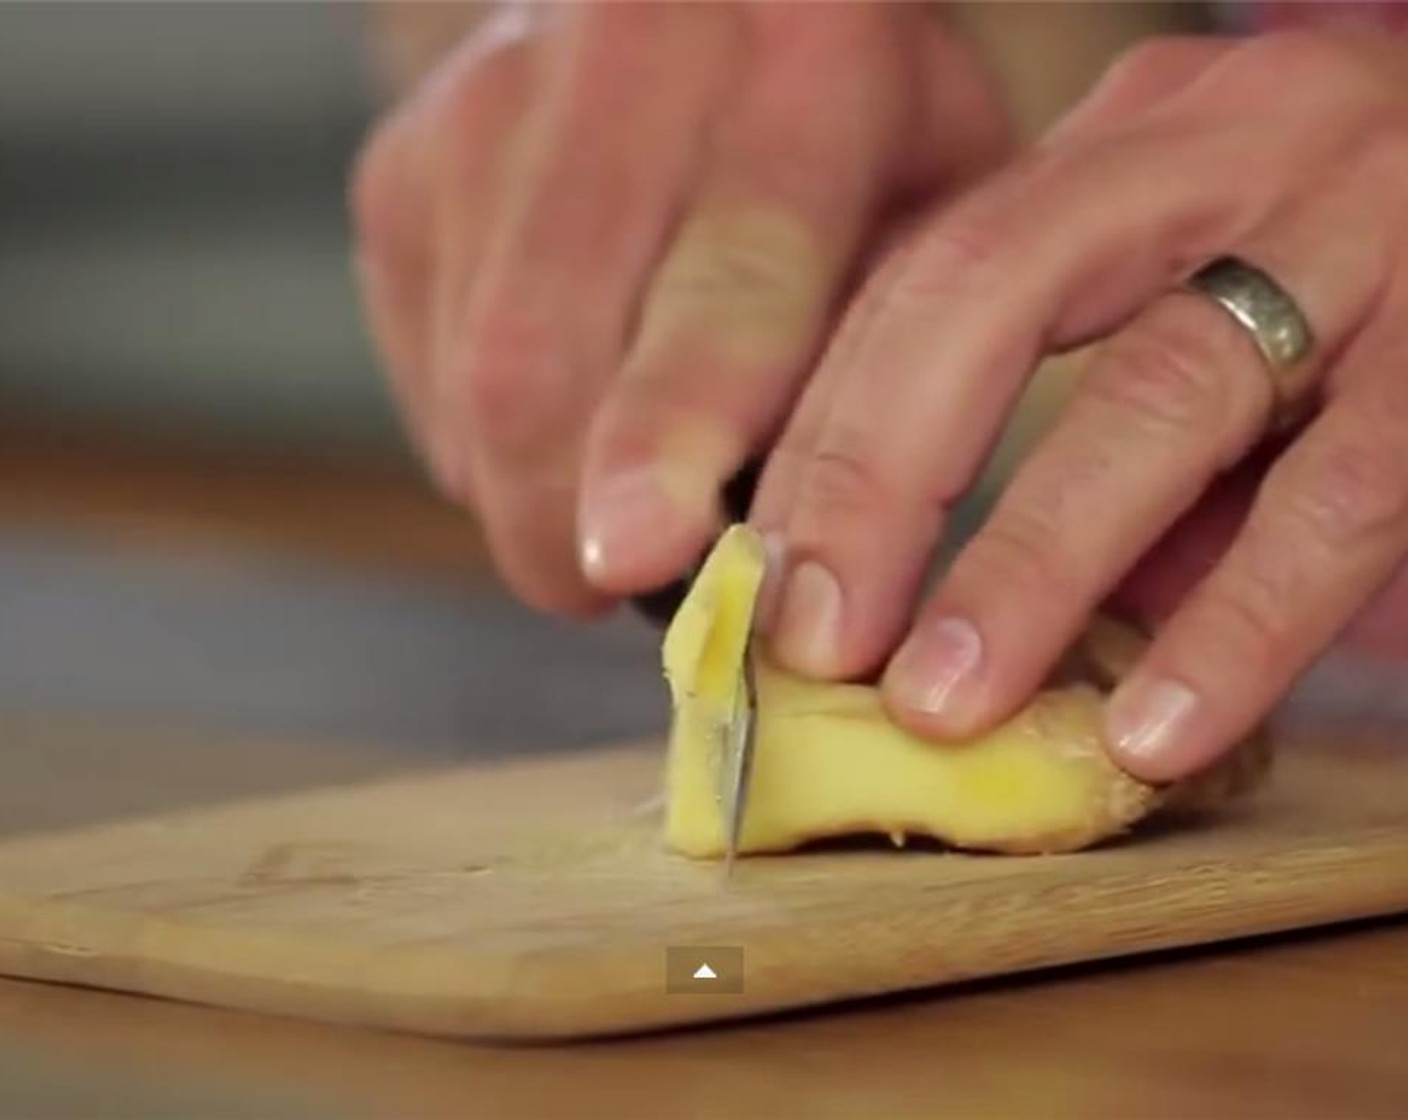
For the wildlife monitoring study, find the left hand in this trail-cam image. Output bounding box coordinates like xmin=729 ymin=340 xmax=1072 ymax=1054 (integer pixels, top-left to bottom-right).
xmin=749 ymin=29 xmax=1408 ymax=781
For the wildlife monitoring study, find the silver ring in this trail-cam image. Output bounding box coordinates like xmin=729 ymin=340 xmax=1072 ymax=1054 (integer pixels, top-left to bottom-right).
xmin=1183 ymin=255 xmax=1316 ymax=427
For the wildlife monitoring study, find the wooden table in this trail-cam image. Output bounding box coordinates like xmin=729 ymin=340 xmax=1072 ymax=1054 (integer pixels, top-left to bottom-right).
xmin=4 ymin=433 xmax=1408 ymax=1118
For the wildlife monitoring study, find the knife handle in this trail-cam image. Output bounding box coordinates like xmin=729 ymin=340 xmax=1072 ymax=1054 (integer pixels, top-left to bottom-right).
xmin=627 ymin=459 xmax=763 ymax=628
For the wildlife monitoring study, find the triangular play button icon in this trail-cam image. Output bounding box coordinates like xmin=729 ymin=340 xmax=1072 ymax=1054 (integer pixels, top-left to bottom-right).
xmin=692 ymin=963 xmax=717 ymax=980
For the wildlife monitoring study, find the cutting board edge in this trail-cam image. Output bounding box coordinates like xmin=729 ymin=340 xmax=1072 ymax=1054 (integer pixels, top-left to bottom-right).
xmin=5 ymin=828 xmax=1408 ymax=1042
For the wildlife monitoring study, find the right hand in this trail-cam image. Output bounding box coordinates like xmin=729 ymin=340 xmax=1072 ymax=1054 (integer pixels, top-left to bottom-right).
xmin=350 ymin=0 xmax=1011 ymax=615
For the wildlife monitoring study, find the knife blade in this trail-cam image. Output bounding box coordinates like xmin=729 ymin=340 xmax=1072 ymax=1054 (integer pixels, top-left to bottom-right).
xmin=721 ymin=624 xmax=758 ymax=876
xmin=627 ymin=459 xmax=764 ymax=878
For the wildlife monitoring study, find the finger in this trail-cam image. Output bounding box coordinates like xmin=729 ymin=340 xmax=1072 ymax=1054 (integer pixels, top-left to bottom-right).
xmin=747 ymin=33 xmax=1223 ymax=550
xmin=1040 ymin=36 xmax=1232 ymax=147
xmin=576 ymin=10 xmax=916 ymax=594
xmin=1111 ymin=341 xmax=1408 ymax=674
xmin=756 ymin=133 xmax=1251 ymax=680
xmin=352 ymin=16 xmax=535 ymax=458
xmin=424 ymin=17 xmax=542 ymax=432
xmin=760 ymin=60 xmax=1370 ymax=683
xmin=350 ymin=95 xmax=438 ymax=439
xmin=883 ymin=180 xmax=1389 ymax=738
xmin=1339 ymin=557 xmax=1408 ymax=661
xmin=434 ymin=5 xmax=732 ymax=614
xmin=892 ymin=9 xmax=1015 ymax=197
xmin=1105 ymin=443 xmax=1271 ymax=628
xmin=1114 ymin=457 xmax=1408 ymax=663
xmin=1104 ymin=299 xmax=1408 ymax=780
xmin=742 ymin=13 xmax=1019 ymax=636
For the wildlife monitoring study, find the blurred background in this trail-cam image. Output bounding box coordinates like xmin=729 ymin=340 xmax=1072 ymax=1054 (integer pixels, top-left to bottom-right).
xmin=0 ymin=4 xmax=394 ymax=457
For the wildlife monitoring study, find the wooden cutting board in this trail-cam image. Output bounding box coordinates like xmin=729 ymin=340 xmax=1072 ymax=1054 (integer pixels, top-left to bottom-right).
xmin=1 ymin=727 xmax=1407 ymax=1042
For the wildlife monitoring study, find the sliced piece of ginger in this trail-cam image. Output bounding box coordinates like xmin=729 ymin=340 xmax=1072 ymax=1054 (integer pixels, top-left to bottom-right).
xmin=662 ymin=524 xmax=1270 ymax=858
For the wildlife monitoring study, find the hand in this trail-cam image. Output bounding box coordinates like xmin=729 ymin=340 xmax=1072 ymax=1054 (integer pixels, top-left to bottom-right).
xmin=350 ymin=0 xmax=1011 ymax=615
xmin=748 ymin=29 xmax=1408 ymax=780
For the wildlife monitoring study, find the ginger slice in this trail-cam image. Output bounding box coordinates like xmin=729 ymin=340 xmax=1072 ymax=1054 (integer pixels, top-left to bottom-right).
xmin=662 ymin=525 xmax=1270 ymax=858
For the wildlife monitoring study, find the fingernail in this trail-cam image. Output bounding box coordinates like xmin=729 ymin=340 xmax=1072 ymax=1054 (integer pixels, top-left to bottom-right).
xmin=754 ymin=532 xmax=788 ymax=633
xmin=1106 ymin=677 xmax=1199 ymax=767
xmin=773 ymin=560 xmax=842 ymax=675
xmin=579 ymin=467 xmax=675 ymax=583
xmin=887 ymin=616 xmax=984 ymax=720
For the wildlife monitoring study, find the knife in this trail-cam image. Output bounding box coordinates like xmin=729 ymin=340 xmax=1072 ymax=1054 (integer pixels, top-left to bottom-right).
xmin=625 ymin=459 xmax=763 ymax=627
xmin=628 ymin=459 xmax=763 ymax=876
xmin=720 ymin=620 xmax=758 ymax=876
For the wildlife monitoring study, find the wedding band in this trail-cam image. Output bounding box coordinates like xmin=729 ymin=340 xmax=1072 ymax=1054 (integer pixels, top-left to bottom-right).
xmin=1183 ymin=255 xmax=1316 ymax=427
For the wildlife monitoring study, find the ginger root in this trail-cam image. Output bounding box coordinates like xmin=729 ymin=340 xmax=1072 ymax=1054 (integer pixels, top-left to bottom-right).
xmin=662 ymin=525 xmax=1270 ymax=858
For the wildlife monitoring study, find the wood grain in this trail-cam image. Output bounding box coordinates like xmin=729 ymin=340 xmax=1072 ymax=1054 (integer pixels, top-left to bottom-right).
xmin=9 ymin=917 xmax=1408 ymax=1120
xmin=1 ymin=727 xmax=1406 ymax=1042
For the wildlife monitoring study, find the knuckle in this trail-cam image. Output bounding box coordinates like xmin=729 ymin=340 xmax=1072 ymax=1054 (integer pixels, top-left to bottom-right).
xmin=1346 ymin=108 xmax=1408 ymax=193
xmin=642 ymin=214 xmax=825 ymax=363
xmin=565 ymin=0 xmax=641 ymax=49
xmin=732 ymin=140 xmax=843 ymax=221
xmin=1239 ymin=31 xmax=1374 ymax=95
xmin=439 ymin=45 xmax=516 ymax=138
xmin=1087 ymin=308 xmax=1240 ymax=439
xmin=1353 ymin=103 xmax=1408 ymax=148
xmin=591 ymin=382 xmax=732 ymax=477
xmin=658 ymin=220 xmax=812 ymax=318
xmin=1201 ymin=518 xmax=1302 ymax=664
xmin=960 ymin=511 xmax=1083 ymax=607
xmin=881 ymin=151 xmax=1064 ymax=311
xmin=1194 ymin=562 xmax=1290 ymax=677
xmin=794 ymin=433 xmax=893 ymax=525
xmin=556 ymin=2 xmax=666 ymax=99
xmin=452 ymin=309 xmax=564 ymax=455
xmin=1097 ymin=36 xmax=1201 ymax=96
xmin=458 ymin=0 xmax=552 ymax=62
xmin=1269 ymin=437 xmax=1408 ymax=546
xmin=1224 ymin=31 xmax=1387 ymax=115
xmin=750 ymin=3 xmax=866 ymax=57
xmin=886 ymin=211 xmax=1008 ymax=309
xmin=427 ymin=14 xmax=536 ymax=148
xmin=351 ymin=42 xmax=527 ymax=266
